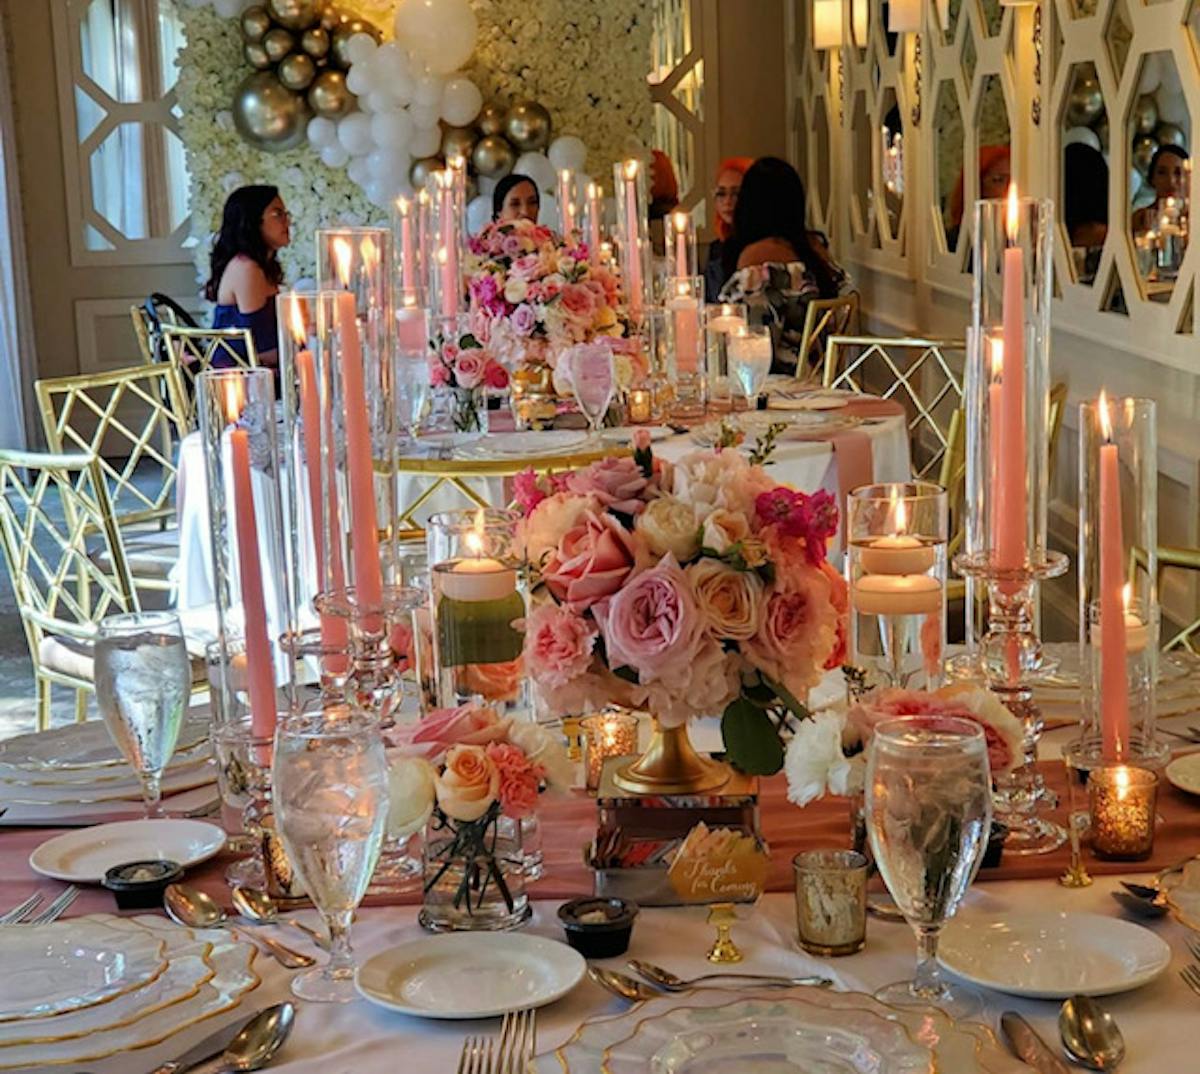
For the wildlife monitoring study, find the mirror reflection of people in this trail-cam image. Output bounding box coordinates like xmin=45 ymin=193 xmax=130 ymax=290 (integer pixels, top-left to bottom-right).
xmin=1133 ymin=145 xmax=1190 ymax=233
xmin=1063 ymin=143 xmax=1108 ymax=283
xmin=945 ymin=145 xmax=1011 ymax=250
xmin=704 ymin=156 xmax=752 ymax=301
xmin=717 ymin=157 xmax=849 ymax=376
xmin=492 ymin=174 xmax=540 ymax=223
xmin=206 ymin=184 xmax=290 ymax=367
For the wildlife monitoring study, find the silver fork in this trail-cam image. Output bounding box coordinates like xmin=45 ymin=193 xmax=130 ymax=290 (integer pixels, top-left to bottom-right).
xmin=496 ymin=1009 xmax=537 ymax=1074
xmin=0 ymin=893 xmax=43 ymax=925
xmin=26 ymin=886 xmax=78 ymax=925
xmin=457 ymin=1035 xmax=491 ymax=1074
xmin=1181 ymin=963 xmax=1200 ymax=997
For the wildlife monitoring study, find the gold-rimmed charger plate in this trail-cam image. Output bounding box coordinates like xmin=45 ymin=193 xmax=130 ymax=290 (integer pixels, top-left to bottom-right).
xmin=0 ymin=714 xmax=211 ymax=772
xmin=0 ymin=749 xmax=212 ymax=789
xmin=0 ymin=762 xmax=215 ymax=806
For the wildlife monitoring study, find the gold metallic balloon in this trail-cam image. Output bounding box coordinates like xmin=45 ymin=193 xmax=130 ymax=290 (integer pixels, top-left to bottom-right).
xmin=441 ymin=126 xmax=478 ymax=163
xmin=505 ymin=100 xmax=552 ymax=151
xmin=1133 ymin=95 xmax=1158 ymax=136
xmin=472 ymin=134 xmax=516 ymax=179
xmin=1065 ymin=75 xmax=1103 ymax=128
xmin=267 ymin=0 xmax=319 ymax=31
xmin=300 ymin=26 xmax=330 ymax=59
xmin=277 ymin=52 xmax=316 ymax=91
xmin=262 ymin=27 xmax=295 ymax=64
xmin=410 ymin=156 xmax=444 ymax=190
xmin=319 ymin=3 xmax=341 ymax=30
xmin=476 ymin=101 xmax=505 ymax=137
xmin=1156 ymin=122 xmax=1187 ymax=148
xmin=243 ymin=41 xmax=273 ymax=70
xmin=1132 ymin=134 xmax=1157 ymax=175
xmin=330 ymin=19 xmax=378 ymax=69
xmin=240 ymin=6 xmax=272 ymax=42
xmin=307 ymin=68 xmax=354 ymax=118
xmin=232 ymin=71 xmax=309 ymax=152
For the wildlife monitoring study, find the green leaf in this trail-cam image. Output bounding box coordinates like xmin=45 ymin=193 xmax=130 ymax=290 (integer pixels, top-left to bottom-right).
xmin=721 ymin=697 xmax=785 ymax=775
xmin=764 ymin=677 xmax=810 ymax=721
xmin=613 ymin=664 xmax=639 ymax=684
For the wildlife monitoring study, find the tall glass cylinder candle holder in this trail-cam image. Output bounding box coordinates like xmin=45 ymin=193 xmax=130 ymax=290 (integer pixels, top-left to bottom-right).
xmin=848 ymin=483 xmax=948 ymax=692
xmin=665 ymin=209 xmax=698 ymax=279
xmin=445 ymin=153 xmax=470 ymax=240
xmin=584 ymin=181 xmax=606 ymax=261
xmin=705 ymin=302 xmax=747 ymax=412
xmin=427 ymin=170 xmax=464 ymax=321
xmin=956 ymin=190 xmax=1068 ymax=855
xmin=394 ymin=293 xmax=431 ymax=447
xmin=1076 ymin=395 xmax=1164 ymax=768
xmin=391 ymin=195 xmax=426 ymax=300
xmin=613 ymin=159 xmax=652 ymax=325
xmin=427 ymin=509 xmax=526 ymax=712
xmin=665 ymin=275 xmax=705 ymax=419
xmin=197 ymin=368 xmax=292 ymax=742
xmin=556 ymin=168 xmax=579 ymax=238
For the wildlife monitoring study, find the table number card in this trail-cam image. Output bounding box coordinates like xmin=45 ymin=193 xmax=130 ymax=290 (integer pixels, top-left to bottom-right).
xmin=667 ymin=822 xmax=768 ymax=905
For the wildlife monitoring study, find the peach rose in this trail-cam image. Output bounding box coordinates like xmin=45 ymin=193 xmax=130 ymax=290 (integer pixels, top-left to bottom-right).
xmin=687 ymin=557 xmax=764 ymax=641
xmin=543 ymin=509 xmax=640 ymax=611
xmin=435 ymin=744 xmax=499 ymax=822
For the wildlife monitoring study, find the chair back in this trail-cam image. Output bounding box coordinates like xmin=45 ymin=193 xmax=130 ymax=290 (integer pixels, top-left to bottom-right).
xmin=35 ymin=364 xmax=190 ymax=532
xmin=795 ymin=294 xmax=860 ymax=377
xmin=160 ymin=325 xmax=258 ymax=426
xmin=1048 ymin=381 xmax=1068 ymax=486
xmin=824 ymin=335 xmax=967 ymax=480
xmin=0 ymin=450 xmax=137 ymax=656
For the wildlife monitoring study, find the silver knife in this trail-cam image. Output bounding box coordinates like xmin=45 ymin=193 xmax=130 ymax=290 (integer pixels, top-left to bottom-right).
xmin=1000 ymin=1011 xmax=1073 ymax=1074
xmin=145 ymin=1010 xmax=260 ymax=1074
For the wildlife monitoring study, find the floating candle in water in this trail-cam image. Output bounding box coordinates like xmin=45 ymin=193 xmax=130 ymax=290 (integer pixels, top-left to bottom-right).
xmin=858 ymin=496 xmax=935 ymax=575
xmin=850 ymin=574 xmax=943 ymax=616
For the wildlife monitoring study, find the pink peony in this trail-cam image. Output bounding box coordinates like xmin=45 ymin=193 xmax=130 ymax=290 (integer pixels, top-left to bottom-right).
xmin=742 ymin=566 xmax=838 ymax=698
xmin=513 ymin=468 xmax=549 ymax=516
xmin=543 ymin=509 xmax=640 ymax=611
xmin=567 ymin=455 xmax=655 ymax=516
xmin=524 ymin=603 xmax=598 ymax=687
xmin=485 ymin=742 xmax=544 ymax=819
xmin=454 ymin=351 xmax=486 ymax=388
xmin=560 ymin=282 xmax=598 ymax=322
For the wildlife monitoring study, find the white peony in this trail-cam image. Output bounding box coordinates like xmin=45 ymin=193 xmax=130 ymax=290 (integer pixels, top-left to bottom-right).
xmin=507 ymin=720 xmax=576 ymax=791
xmin=384 ymin=753 xmax=437 ymax=840
xmin=635 ymin=496 xmax=701 ymax=562
xmin=784 ymin=712 xmax=859 ymax=807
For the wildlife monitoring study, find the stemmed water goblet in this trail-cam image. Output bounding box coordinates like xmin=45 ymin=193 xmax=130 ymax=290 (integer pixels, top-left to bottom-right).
xmin=865 ymin=715 xmax=992 ymax=1018
xmin=94 ymin=610 xmax=191 ymax=818
xmin=564 ymin=341 xmax=615 ymax=443
xmin=727 ymin=324 xmax=772 ymax=406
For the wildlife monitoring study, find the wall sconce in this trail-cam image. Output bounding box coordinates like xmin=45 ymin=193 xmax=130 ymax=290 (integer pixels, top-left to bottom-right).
xmin=888 ymin=0 xmax=920 ymax=33
xmin=813 ymin=0 xmax=846 ymax=49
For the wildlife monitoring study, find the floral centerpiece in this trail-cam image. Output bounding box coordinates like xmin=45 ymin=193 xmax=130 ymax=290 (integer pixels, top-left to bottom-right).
xmin=516 ymin=433 xmax=848 ymax=781
xmin=388 ymin=703 xmax=571 ymax=931
xmin=430 ymin=325 xmax=509 ymax=434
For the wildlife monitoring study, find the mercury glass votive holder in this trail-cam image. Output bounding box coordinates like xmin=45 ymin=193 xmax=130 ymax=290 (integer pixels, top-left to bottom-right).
xmin=1088 ymin=766 xmax=1157 ymax=861
xmin=581 ymin=711 xmax=640 ymax=792
xmin=793 ymin=849 xmax=869 ymax=956
xmin=848 ymin=482 xmax=948 ymax=692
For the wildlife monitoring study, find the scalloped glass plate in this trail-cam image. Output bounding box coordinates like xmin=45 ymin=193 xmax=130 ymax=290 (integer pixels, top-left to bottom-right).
xmin=0 ymin=750 xmax=212 ymax=788
xmin=0 ymin=919 xmax=259 ymax=1068
xmin=0 ymin=917 xmax=166 ymax=1021
xmin=0 ymin=712 xmax=211 ymax=772
xmin=542 ymin=986 xmax=1028 ymax=1074
xmin=603 ymin=997 xmax=932 ymax=1073
xmin=0 ymin=762 xmax=215 ymax=806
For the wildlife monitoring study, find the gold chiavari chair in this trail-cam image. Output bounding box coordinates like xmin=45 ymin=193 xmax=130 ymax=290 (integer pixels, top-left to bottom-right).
xmin=35 ymin=364 xmax=191 ymax=595
xmin=1130 ymin=545 xmax=1200 ymax=653
xmin=130 ymin=305 xmax=156 ymax=364
xmin=0 ymin=451 xmax=137 ymax=728
xmin=160 ymin=325 xmax=258 ymax=427
xmin=793 ymin=294 xmax=860 ymax=379
xmin=824 ymin=335 xmax=967 ymax=480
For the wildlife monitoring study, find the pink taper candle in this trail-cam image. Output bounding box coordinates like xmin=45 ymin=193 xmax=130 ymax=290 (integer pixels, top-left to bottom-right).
xmin=987 ymin=337 xmax=1004 ymax=550
xmin=226 ymin=397 xmax=276 ymax=738
xmin=1097 ymin=391 xmax=1130 ymax=761
xmin=671 ymin=210 xmax=689 ymax=277
xmin=587 ymin=182 xmax=602 ymax=263
xmin=438 ymin=175 xmax=459 ymax=318
xmin=397 ymin=196 xmax=416 ymax=289
xmin=622 ymin=161 xmax=643 ymax=320
xmin=332 ymin=241 xmax=384 ymax=626
xmin=997 ymin=185 xmax=1027 ymax=574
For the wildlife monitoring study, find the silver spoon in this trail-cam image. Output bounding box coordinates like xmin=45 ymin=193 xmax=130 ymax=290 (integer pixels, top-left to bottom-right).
xmin=231 ymin=887 xmax=328 ymax=949
xmin=627 ymin=959 xmax=832 ymax=991
xmin=1110 ymin=890 xmax=1169 ymax=919
xmin=151 ymin=1003 xmax=295 ymax=1074
xmin=164 ymin=883 xmax=316 ymax=970
xmin=588 ymin=966 xmax=661 ymax=1001
xmin=1060 ymin=994 xmax=1126 ymax=1071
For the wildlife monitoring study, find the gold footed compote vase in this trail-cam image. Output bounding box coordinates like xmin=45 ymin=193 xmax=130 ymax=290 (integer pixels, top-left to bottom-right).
xmin=613 ymin=718 xmax=731 ymax=796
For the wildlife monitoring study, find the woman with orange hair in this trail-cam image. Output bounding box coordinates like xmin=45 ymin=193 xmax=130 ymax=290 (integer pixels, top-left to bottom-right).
xmin=704 ymin=156 xmax=753 ymax=300
xmin=945 ymin=145 xmax=1010 ymax=250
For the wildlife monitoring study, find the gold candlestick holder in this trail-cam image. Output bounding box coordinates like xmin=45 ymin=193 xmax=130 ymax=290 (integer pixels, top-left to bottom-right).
xmin=706 ymin=903 xmax=743 ymax=963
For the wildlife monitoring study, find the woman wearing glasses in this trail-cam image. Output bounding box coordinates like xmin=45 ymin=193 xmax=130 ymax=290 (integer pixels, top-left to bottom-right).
xmin=703 ymin=157 xmax=753 ymax=301
xmin=206 ymin=185 xmax=292 ymax=367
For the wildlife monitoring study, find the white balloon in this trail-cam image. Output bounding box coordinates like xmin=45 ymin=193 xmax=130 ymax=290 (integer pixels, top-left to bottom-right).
xmin=346 ymin=63 xmax=375 ymax=97
xmin=366 ymin=89 xmax=395 ymax=113
xmin=1138 ymin=54 xmax=1162 ymax=97
xmin=410 ymin=123 xmax=442 ymax=157
xmin=1063 ymin=126 xmax=1102 ymax=152
xmin=466 ymin=193 xmax=492 ymax=234
xmin=370 ymin=109 xmax=414 ymax=149
xmin=212 ymin=0 xmax=249 ymax=18
xmin=409 ymin=102 xmax=440 ymax=129
xmin=365 ymin=175 xmax=395 ymax=207
xmin=538 ymin=192 xmax=558 ymax=228
xmin=307 ymin=116 xmax=337 ymax=149
xmin=1159 ymin=58 xmax=1183 ymax=97
xmin=441 ymin=77 xmax=482 ymax=127
xmin=370 ymin=42 xmax=410 ymax=83
xmin=338 ymin=112 xmax=375 ymax=156
xmin=477 ymin=174 xmax=497 ymax=196
xmin=413 ymin=72 xmax=444 ymax=108
xmin=344 ymin=32 xmax=377 ymax=68
xmin=367 ymin=147 xmax=402 ymax=178
xmin=394 ymin=0 xmax=476 ymax=74
xmin=347 ymin=155 xmax=372 ymax=185
xmin=548 ymin=135 xmax=587 ymax=172
xmin=515 ymin=151 xmax=557 ymax=192
xmin=320 ymin=143 xmax=350 ymax=168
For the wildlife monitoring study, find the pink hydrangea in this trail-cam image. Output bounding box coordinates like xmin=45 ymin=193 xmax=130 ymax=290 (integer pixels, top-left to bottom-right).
xmin=485 ymin=742 xmax=544 ymax=819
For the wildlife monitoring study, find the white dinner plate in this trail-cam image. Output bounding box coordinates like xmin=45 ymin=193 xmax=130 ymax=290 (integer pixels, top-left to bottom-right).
xmin=767 ymin=394 xmax=850 ymax=411
xmin=939 ymin=911 xmax=1171 ymax=998
xmin=0 ymin=762 xmax=216 ymax=806
xmin=29 ymin=819 xmax=226 ymax=883
xmin=0 ymin=714 xmax=210 ymax=771
xmin=355 ymin=933 xmax=586 ymax=1019
xmin=1165 ymin=752 xmax=1200 ymax=796
xmin=475 ymin=430 xmax=591 ymax=457
xmin=601 ymin=425 xmax=674 ymax=444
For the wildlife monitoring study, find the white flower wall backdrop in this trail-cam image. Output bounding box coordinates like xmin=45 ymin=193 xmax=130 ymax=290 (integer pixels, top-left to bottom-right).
xmin=176 ymin=0 xmax=653 ymax=284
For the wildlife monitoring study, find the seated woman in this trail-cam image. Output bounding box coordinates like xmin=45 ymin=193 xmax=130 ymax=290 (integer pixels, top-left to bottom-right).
xmin=492 ymin=173 xmax=541 ymax=223
xmin=1064 ymin=143 xmax=1108 ymax=283
xmin=704 ymin=156 xmax=752 ymax=302
xmin=1133 ymin=144 xmax=1190 ymax=233
xmin=206 ymin=185 xmax=289 ymax=367
xmin=718 ymin=157 xmax=848 ymax=376
xmin=945 ymin=145 xmax=1010 ymax=251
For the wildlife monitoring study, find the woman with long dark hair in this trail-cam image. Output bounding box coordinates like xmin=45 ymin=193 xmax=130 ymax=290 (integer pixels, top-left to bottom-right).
xmin=206 ymin=185 xmax=290 ymax=365
xmin=491 ymin=174 xmax=540 ymax=223
xmin=718 ymin=157 xmax=848 ymax=375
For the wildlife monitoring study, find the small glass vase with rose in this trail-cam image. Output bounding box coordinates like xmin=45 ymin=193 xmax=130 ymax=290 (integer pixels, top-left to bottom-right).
xmin=429 ymin=316 xmax=509 ymax=438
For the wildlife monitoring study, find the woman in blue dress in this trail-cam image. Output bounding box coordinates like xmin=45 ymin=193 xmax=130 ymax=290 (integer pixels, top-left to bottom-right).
xmin=205 ymin=185 xmax=291 ymax=367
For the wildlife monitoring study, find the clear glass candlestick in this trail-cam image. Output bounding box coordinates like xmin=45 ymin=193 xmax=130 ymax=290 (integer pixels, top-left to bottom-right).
xmin=613 ymin=159 xmax=652 ymax=325
xmin=665 ymin=275 xmax=706 ymax=420
xmin=705 ymin=302 xmax=747 ymax=412
xmin=391 ymin=194 xmax=426 ymax=299
xmin=848 ymin=483 xmax=948 ymax=692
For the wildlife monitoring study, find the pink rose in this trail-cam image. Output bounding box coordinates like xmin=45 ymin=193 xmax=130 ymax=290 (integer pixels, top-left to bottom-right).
xmin=454 ymin=351 xmax=486 ymax=388
xmin=592 ymin=555 xmax=706 ymax=691
xmin=403 ymin=703 xmax=510 ymax=760
xmin=485 ymin=742 xmax=543 ymax=819
xmin=543 ymin=510 xmax=640 ymax=611
xmin=566 ymin=456 xmax=654 ymax=516
xmin=435 ymin=744 xmax=499 ymax=822
xmin=441 ymin=341 xmax=461 ymax=364
xmin=524 ymin=603 xmax=598 ymax=687
xmin=560 ymin=282 xmax=598 ymax=322
xmin=511 ymin=303 xmax=537 ymax=337
xmin=429 ymin=359 xmax=450 ymax=387
xmin=742 ymin=566 xmax=837 ymax=698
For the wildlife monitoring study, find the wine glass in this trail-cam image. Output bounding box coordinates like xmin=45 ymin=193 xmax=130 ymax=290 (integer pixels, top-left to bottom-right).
xmin=727 ymin=324 xmax=772 ymax=405
xmin=865 ymin=715 xmax=992 ymax=1018
xmin=273 ymin=705 xmax=389 ymax=1002
xmin=94 ymin=611 xmax=191 ymax=818
xmin=565 ymin=342 xmax=615 ymax=441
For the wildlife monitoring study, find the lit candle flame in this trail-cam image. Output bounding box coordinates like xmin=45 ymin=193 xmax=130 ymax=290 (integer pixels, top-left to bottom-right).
xmin=989 ymin=337 xmax=1003 ymax=378
xmin=1098 ymin=388 xmax=1113 ymax=442
xmin=559 ymin=168 xmax=572 ymax=183
xmin=222 ymin=377 xmax=244 ymax=423
xmin=360 ymin=235 xmax=378 ymax=274
xmin=287 ymin=295 xmax=307 ymax=345
xmin=891 ymin=488 xmax=907 ymax=535
xmin=464 ymin=508 xmax=486 ymax=556
xmin=675 ymin=279 xmax=689 ymax=299
xmin=1123 ymin=582 xmax=1132 ymax=615
xmin=1115 ymin=764 xmax=1130 ymax=802
xmin=1005 ymin=182 xmax=1019 ymax=245
xmin=395 ymin=195 xmax=411 ymax=217
xmin=671 ymin=209 xmax=689 ymax=233
xmin=436 ymin=246 xmax=448 ymax=267
xmin=623 ymin=159 xmax=639 ymax=181
xmin=417 ymin=189 xmax=430 ymax=207
xmin=587 ymin=181 xmax=600 ymax=199
xmin=332 ymin=237 xmax=352 ymax=289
